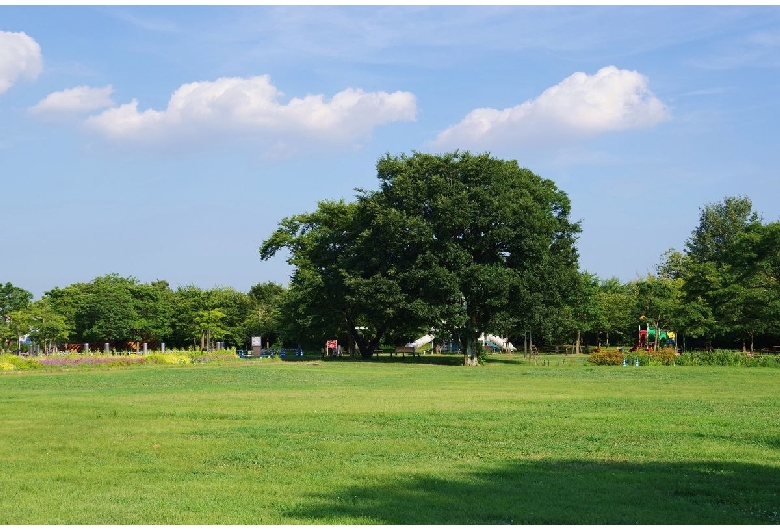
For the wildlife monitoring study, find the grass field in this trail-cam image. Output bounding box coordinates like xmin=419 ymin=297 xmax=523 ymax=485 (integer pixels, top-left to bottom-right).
xmin=1 ymin=353 xmax=779 ymax=524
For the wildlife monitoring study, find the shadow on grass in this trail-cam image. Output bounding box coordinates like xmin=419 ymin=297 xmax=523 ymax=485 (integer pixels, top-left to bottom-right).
xmin=305 ymin=354 xmax=466 ymax=366
xmin=285 ymin=459 xmax=780 ymax=524
xmin=306 ymin=354 xmax=588 ymax=367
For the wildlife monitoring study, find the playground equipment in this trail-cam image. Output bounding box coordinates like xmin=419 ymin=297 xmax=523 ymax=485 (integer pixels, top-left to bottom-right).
xmin=479 ymin=334 xmax=517 ymax=352
xmin=404 ymin=333 xmax=516 ymax=353
xmin=632 ymin=323 xmax=676 ymax=351
xmin=405 ymin=334 xmax=435 ymax=350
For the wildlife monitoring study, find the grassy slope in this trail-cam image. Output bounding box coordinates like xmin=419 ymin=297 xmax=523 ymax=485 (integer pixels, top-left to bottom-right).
xmin=1 ymin=357 xmax=778 ymax=524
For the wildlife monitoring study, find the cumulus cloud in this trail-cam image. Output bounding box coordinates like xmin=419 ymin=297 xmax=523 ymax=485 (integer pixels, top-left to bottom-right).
xmin=0 ymin=30 xmax=42 ymax=94
xmin=430 ymin=66 xmax=669 ymax=151
xmin=84 ymin=75 xmax=416 ymax=153
xmin=30 ymin=85 xmax=114 ymax=114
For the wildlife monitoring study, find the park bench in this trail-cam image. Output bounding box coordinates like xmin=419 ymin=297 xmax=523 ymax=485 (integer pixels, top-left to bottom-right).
xmin=392 ymin=346 xmax=417 ymax=358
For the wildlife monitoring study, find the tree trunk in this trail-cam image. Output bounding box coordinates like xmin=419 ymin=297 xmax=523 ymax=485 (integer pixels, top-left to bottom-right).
xmin=463 ymin=334 xmax=479 ymax=366
xmin=351 ymin=329 xmax=382 ymax=359
xmin=575 ymin=329 xmax=581 ymax=355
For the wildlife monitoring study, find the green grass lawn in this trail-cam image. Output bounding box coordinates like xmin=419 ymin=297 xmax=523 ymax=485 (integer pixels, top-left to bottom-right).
xmin=1 ymin=354 xmax=778 ymax=524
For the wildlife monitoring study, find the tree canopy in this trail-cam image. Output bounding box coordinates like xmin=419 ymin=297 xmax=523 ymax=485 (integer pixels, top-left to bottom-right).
xmin=5 ymin=186 xmax=780 ymax=358
xmin=261 ymin=151 xmax=582 ymax=363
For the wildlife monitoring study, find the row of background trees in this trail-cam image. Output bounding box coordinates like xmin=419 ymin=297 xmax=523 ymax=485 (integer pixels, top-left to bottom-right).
xmin=0 ymin=278 xmax=285 ymax=354
xmin=3 ymin=153 xmax=779 ymax=359
xmin=258 ymin=153 xmax=779 ymax=360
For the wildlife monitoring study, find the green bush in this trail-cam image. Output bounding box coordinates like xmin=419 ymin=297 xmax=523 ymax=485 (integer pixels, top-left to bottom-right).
xmin=649 ymin=349 xmax=677 ymax=366
xmin=588 ymin=350 xmax=677 ymax=367
xmin=675 ymin=350 xmax=780 ymax=367
xmin=0 ymin=354 xmax=44 ymax=371
xmin=588 ymin=350 xmax=624 ymax=366
xmin=146 ymin=353 xmax=189 ymax=365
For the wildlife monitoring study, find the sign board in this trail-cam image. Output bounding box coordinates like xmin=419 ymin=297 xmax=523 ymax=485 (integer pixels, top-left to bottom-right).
xmin=326 ymin=340 xmax=338 ymax=349
xmin=251 ymin=336 xmax=262 ymax=347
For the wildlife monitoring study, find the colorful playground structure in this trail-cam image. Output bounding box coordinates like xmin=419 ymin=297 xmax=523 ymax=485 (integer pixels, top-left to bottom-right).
xmin=631 ymin=323 xmax=676 ymax=351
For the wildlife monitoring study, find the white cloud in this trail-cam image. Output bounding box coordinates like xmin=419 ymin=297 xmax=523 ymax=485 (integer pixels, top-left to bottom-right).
xmin=84 ymin=75 xmax=416 ymax=153
xmin=0 ymin=30 xmax=42 ymax=94
xmin=430 ymin=66 xmax=669 ymax=151
xmin=30 ymin=85 xmax=114 ymax=114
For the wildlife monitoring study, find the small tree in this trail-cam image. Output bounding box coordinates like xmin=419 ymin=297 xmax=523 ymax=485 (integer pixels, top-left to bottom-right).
xmin=595 ymin=277 xmax=634 ymax=347
xmin=195 ymin=309 xmax=228 ymax=351
xmin=28 ymin=299 xmax=71 ymax=354
xmin=0 ymin=282 xmax=33 ymax=352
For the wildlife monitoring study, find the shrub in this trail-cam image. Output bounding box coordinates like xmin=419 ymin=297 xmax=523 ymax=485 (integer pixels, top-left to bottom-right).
xmin=649 ymin=348 xmax=677 ymax=366
xmin=675 ymin=350 xmax=780 ymax=367
xmin=588 ymin=350 xmax=624 ymax=366
xmin=146 ymin=353 xmax=189 ymax=365
xmin=0 ymin=354 xmax=44 ymax=371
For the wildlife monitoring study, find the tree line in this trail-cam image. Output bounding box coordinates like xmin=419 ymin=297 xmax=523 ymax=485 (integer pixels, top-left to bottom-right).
xmin=0 ymin=277 xmax=286 ymax=354
xmin=3 ymin=153 xmax=779 ymax=360
xmin=260 ymin=152 xmax=780 ymax=361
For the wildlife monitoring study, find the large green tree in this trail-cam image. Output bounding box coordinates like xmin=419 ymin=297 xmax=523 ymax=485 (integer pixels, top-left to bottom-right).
xmin=681 ymin=196 xmax=764 ymax=345
xmin=370 ymin=152 xmax=581 ymax=364
xmin=715 ymin=221 xmax=780 ymax=351
xmin=262 ymin=151 xmax=581 ymax=364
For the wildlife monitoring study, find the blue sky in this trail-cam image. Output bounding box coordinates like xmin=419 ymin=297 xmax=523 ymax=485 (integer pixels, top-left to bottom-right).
xmin=2 ymin=6 xmax=780 ymax=298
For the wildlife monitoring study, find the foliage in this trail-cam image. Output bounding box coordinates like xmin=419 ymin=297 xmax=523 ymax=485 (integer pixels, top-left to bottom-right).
xmin=372 ymin=152 xmax=581 ymax=365
xmin=244 ymin=282 xmax=286 ymax=347
xmin=0 ymin=353 xmax=43 ymax=371
xmin=631 ymin=274 xmax=680 ymax=350
xmin=39 ymin=279 xmax=263 ymax=351
xmin=587 ymin=349 xmax=624 ymax=366
xmin=648 ymin=348 xmax=678 ymax=366
xmin=675 ymin=350 xmax=780 ymax=367
xmin=680 ymin=196 xmax=770 ymax=348
xmin=38 ymin=355 xmax=149 ymax=367
xmin=261 ymin=199 xmax=411 ymax=358
xmin=0 ymin=282 xmax=33 ymax=351
xmin=194 ymin=308 xmax=228 ymax=351
xmin=262 ymin=152 xmax=582 ymax=363
xmin=567 ymin=271 xmax=601 ymax=353
xmin=685 ymin=196 xmax=760 ymax=263
xmin=6 ymin=193 xmax=780 ymax=358
xmin=145 ymin=353 xmax=190 ymax=365
xmin=27 ymin=298 xmax=72 ymax=352
xmin=0 ymin=350 xmax=248 ymax=371
xmin=594 ymin=277 xmax=635 ymax=346
xmin=0 ymin=282 xmax=32 ymax=317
